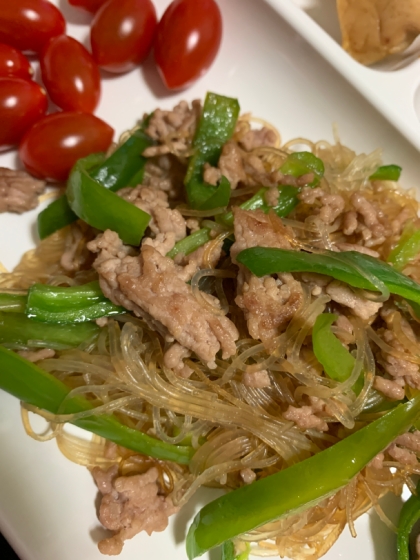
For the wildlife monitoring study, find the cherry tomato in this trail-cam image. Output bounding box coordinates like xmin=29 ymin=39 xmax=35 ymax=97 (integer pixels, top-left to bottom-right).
xmin=0 ymin=0 xmax=66 ymax=54
xmin=90 ymin=0 xmax=157 ymax=73
xmin=0 ymin=78 xmax=47 ymax=151
xmin=19 ymin=112 xmax=114 ymax=181
xmin=41 ymin=36 xmax=101 ymax=113
xmin=68 ymin=0 xmax=108 ymax=13
xmin=0 ymin=44 xmax=33 ymax=80
xmin=154 ymin=0 xmax=222 ymax=90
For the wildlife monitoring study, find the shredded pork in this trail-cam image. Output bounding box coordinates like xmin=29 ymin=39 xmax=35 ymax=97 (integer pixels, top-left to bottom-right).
xmin=0 ymin=168 xmax=46 ymax=214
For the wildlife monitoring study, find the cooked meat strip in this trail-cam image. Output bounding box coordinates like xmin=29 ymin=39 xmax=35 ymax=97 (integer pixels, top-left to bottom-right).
xmin=242 ymin=369 xmax=271 ymax=388
xmin=163 ymin=342 xmax=193 ymax=378
xmin=238 ymin=127 xmax=277 ymax=151
xmin=0 ymin=167 xmax=46 ymax=214
xmin=92 ymin=466 xmax=178 ymax=555
xmin=326 ymin=280 xmax=382 ymax=321
xmin=230 ymin=208 xmax=293 ymax=262
xmin=89 ymin=231 xmax=239 ymax=367
xmin=118 ymin=185 xmax=186 ymax=241
xmin=373 ymin=376 xmax=405 ymax=400
xmin=217 ymin=141 xmax=247 ymax=189
xmin=283 ymin=397 xmax=329 ymax=432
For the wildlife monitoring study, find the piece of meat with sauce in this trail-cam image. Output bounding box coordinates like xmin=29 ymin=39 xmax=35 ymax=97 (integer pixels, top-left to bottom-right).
xmin=337 ymin=0 xmax=420 ymax=65
xmin=232 ymin=208 xmax=303 ymax=343
xmin=0 ymin=167 xmax=46 ymax=214
xmin=117 ymin=185 xmax=186 ymax=241
xmin=92 ymin=466 xmax=178 ymax=555
xmin=326 ymin=280 xmax=382 ymax=321
xmin=88 ymin=230 xmax=239 ymax=368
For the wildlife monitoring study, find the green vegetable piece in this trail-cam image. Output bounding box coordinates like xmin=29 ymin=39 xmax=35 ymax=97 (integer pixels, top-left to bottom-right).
xmin=369 ymin=164 xmax=402 ymax=182
xmin=37 ymin=130 xmax=154 ymax=240
xmin=168 ymin=185 xmax=299 ymax=260
xmin=280 ymin=152 xmax=324 ymax=186
xmin=0 ymin=293 xmax=27 ymax=313
xmin=236 ymin=248 xmax=420 ymax=309
xmin=66 ymin=154 xmax=151 ymax=246
xmin=198 ymin=176 xmax=231 ymax=211
xmin=397 ymin=480 xmax=420 ymax=560
xmin=312 ymin=313 xmax=363 ymax=395
xmin=167 ymin=228 xmax=213 ymax=259
xmin=0 ymin=312 xmax=99 ymax=348
xmin=0 ymin=346 xmax=193 ymax=464
xmin=26 ymin=281 xmax=124 ymax=324
xmin=219 ymin=185 xmax=299 ymax=227
xmin=90 ymin=129 xmax=153 ymax=191
xmin=221 ymin=541 xmax=235 ymax=560
xmin=37 ymin=194 xmax=79 ymax=241
xmin=186 ymin=395 xmax=420 ymax=558
xmin=185 ymin=92 xmax=240 ymax=209
xmin=388 ymin=224 xmax=420 ymax=272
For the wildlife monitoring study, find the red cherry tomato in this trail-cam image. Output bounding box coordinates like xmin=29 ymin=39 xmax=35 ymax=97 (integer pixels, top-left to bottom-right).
xmin=41 ymin=36 xmax=101 ymax=113
xmin=0 ymin=0 xmax=65 ymax=54
xmin=0 ymin=44 xmax=33 ymax=80
xmin=0 ymin=78 xmax=47 ymax=151
xmin=154 ymin=0 xmax=222 ymax=90
xmin=19 ymin=112 xmax=114 ymax=181
xmin=90 ymin=0 xmax=157 ymax=73
xmin=68 ymin=0 xmax=108 ymax=13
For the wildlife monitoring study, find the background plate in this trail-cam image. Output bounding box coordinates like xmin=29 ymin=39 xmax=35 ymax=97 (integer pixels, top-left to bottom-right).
xmin=0 ymin=1 xmax=419 ymax=559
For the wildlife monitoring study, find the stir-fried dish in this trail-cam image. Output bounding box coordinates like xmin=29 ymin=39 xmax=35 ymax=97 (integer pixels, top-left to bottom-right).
xmin=1 ymin=93 xmax=420 ymax=560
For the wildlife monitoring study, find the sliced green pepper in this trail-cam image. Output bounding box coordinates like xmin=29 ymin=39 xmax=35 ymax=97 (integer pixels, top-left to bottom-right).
xmin=0 ymin=346 xmax=193 ymax=464
xmin=0 ymin=312 xmax=99 ymax=348
xmin=90 ymin=129 xmax=153 ymax=191
xmin=218 ymin=185 xmax=299 ymax=227
xmin=37 ymin=194 xmax=79 ymax=240
xmin=236 ymin=248 xmax=420 ymax=308
xmin=397 ymin=479 xmax=420 ymax=560
xmin=388 ymin=223 xmax=420 ymax=272
xmin=312 ymin=313 xmax=363 ymax=395
xmin=66 ymin=154 xmax=151 ymax=246
xmin=167 ymin=228 xmax=214 ymax=259
xmin=369 ymin=164 xmax=402 ymax=182
xmin=0 ymin=293 xmax=26 ymax=313
xmin=186 ymin=395 xmax=420 ymax=558
xmin=37 ymin=130 xmax=154 ymax=239
xmin=185 ymin=93 xmax=239 ymax=209
xmin=26 ymin=281 xmax=124 ymax=324
xmin=280 ymin=152 xmax=324 ymax=186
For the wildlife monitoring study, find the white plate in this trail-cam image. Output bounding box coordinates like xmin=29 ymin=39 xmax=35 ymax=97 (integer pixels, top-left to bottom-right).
xmin=265 ymin=0 xmax=420 ymax=152
xmin=0 ymin=1 xmax=420 ymax=559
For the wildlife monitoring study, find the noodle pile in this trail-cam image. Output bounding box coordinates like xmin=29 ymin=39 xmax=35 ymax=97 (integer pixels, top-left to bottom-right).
xmin=2 ymin=102 xmax=420 ymax=559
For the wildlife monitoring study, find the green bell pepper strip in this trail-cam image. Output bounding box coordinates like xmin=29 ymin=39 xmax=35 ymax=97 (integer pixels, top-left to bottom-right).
xmin=218 ymin=185 xmax=299 ymax=227
xmin=0 ymin=312 xmax=99 ymax=348
xmin=185 ymin=93 xmax=240 ymax=209
xmin=312 ymin=313 xmax=363 ymax=395
xmin=37 ymin=194 xmax=79 ymax=240
xmin=0 ymin=293 xmax=26 ymax=313
xmin=66 ymin=154 xmax=151 ymax=246
xmin=89 ymin=129 xmax=153 ymax=191
xmin=236 ymin=248 xmax=420 ymax=308
xmin=37 ymin=130 xmax=154 ymax=240
xmin=397 ymin=479 xmax=420 ymax=560
xmin=0 ymin=346 xmax=193 ymax=464
xmin=26 ymin=281 xmax=124 ymax=324
xmin=369 ymin=164 xmax=402 ymax=182
xmin=388 ymin=224 xmax=420 ymax=272
xmin=280 ymin=152 xmax=324 ymax=186
xmin=37 ymin=153 xmax=106 ymax=241
xmin=186 ymin=395 xmax=420 ymax=559
xmin=167 ymin=228 xmax=214 ymax=259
